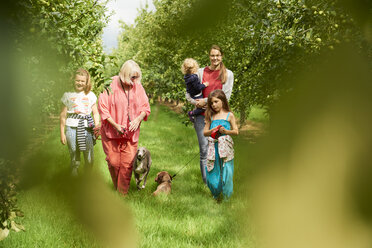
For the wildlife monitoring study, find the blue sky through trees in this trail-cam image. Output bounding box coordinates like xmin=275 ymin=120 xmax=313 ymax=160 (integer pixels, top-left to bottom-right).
xmin=102 ymin=0 xmax=155 ymax=53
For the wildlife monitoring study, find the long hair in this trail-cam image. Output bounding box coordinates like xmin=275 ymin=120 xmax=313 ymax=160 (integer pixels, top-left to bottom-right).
xmin=119 ymin=60 xmax=142 ymax=84
xmin=210 ymin=45 xmax=227 ymax=84
xmin=205 ymin=89 xmax=230 ymax=123
xmin=74 ymin=68 xmax=91 ymax=94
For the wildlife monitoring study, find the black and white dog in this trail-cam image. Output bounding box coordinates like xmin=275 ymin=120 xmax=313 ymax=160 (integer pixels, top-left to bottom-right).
xmin=133 ymin=147 xmax=152 ymax=190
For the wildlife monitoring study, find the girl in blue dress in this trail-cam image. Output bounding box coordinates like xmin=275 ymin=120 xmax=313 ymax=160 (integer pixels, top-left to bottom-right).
xmin=203 ymin=89 xmax=239 ymax=200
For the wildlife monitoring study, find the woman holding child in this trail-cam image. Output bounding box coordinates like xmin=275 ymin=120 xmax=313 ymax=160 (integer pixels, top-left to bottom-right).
xmin=186 ymin=45 xmax=234 ymax=185
xmin=98 ymin=60 xmax=151 ymax=195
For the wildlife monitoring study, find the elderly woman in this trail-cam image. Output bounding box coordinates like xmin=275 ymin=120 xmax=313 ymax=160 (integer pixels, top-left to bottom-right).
xmin=98 ymin=60 xmax=151 ymax=195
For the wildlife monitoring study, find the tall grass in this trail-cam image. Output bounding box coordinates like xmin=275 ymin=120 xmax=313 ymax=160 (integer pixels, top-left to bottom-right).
xmin=2 ymin=104 xmax=255 ymax=248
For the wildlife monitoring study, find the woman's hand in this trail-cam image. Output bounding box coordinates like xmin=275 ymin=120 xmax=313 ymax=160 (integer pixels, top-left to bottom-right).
xmin=129 ymin=112 xmax=146 ymax=132
xmin=129 ymin=116 xmax=142 ymax=132
xmin=106 ymin=117 xmax=125 ymax=134
xmin=113 ymin=123 xmax=126 ymax=134
xmin=61 ymin=133 xmax=67 ymax=145
xmin=196 ymin=99 xmax=207 ymax=108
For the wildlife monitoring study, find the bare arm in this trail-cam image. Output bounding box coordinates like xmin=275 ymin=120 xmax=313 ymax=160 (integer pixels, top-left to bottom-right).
xmin=106 ymin=117 xmax=125 ymax=134
xmin=129 ymin=111 xmax=147 ymax=132
xmin=60 ymin=106 xmax=67 ymax=145
xmin=219 ymin=113 xmax=239 ymax=136
xmin=203 ymin=120 xmax=220 ymax=137
xmin=203 ymin=120 xmax=211 ymax=136
xmin=91 ymin=103 xmax=100 ymax=127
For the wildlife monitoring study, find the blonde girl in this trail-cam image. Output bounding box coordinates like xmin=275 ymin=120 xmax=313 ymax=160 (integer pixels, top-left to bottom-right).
xmin=60 ymin=68 xmax=100 ymax=176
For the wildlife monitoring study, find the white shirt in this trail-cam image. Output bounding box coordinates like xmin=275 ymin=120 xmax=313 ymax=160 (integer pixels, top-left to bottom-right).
xmin=61 ymin=91 xmax=97 ymax=127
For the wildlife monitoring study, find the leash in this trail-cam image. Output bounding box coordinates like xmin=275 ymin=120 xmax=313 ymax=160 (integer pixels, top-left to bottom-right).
xmin=172 ymin=151 xmax=200 ymax=179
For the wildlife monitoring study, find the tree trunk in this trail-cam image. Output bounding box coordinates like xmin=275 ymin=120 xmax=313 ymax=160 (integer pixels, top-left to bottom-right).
xmin=239 ymin=107 xmax=247 ymax=128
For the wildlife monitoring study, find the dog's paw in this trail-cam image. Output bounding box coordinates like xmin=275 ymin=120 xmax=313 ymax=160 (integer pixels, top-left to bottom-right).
xmin=141 ymin=185 xmax=146 ymax=189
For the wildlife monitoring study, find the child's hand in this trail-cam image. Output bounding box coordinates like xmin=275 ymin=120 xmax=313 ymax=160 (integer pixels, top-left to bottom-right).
xmin=211 ymin=126 xmax=220 ymax=132
xmin=203 ymin=81 xmax=209 ymax=87
xmin=93 ymin=125 xmax=101 ymax=139
xmin=210 ymin=125 xmax=222 ymax=139
xmin=219 ymin=126 xmax=226 ymax=134
xmin=61 ymin=133 xmax=67 ymax=145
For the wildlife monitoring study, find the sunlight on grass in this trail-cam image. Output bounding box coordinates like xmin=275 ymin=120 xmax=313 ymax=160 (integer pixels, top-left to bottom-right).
xmin=3 ymin=104 xmax=254 ymax=248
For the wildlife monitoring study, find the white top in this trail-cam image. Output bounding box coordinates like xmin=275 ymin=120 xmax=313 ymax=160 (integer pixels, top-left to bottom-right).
xmin=185 ymin=67 xmax=234 ymax=104
xmin=61 ymin=91 xmax=97 ymax=127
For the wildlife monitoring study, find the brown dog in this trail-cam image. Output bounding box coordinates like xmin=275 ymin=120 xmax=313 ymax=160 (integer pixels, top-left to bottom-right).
xmin=153 ymin=171 xmax=172 ymax=196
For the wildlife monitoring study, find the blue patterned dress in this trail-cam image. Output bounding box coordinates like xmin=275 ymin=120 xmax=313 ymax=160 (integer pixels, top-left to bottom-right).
xmin=205 ymin=113 xmax=234 ymax=199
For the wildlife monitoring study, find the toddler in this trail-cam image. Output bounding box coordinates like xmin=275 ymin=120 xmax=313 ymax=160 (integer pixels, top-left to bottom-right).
xmin=181 ymin=58 xmax=209 ymax=122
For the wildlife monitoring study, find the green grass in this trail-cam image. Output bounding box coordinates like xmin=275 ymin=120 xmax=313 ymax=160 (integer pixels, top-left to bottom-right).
xmin=233 ymin=105 xmax=269 ymax=126
xmin=248 ymin=105 xmax=269 ymax=123
xmin=2 ymin=104 xmax=255 ymax=248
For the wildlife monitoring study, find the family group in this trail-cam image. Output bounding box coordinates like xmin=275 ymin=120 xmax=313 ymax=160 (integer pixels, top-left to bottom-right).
xmin=60 ymin=45 xmax=239 ymax=201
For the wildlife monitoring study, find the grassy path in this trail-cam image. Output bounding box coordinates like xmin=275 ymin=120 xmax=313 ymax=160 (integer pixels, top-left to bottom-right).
xmin=2 ymin=104 xmax=255 ymax=248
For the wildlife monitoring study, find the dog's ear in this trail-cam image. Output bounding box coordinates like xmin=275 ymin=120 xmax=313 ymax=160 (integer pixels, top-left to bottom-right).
xmin=155 ymin=172 xmax=161 ymax=183
xmin=163 ymin=172 xmax=171 ymax=181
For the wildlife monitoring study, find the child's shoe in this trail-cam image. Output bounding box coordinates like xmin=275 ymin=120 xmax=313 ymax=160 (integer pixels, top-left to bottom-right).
xmin=188 ymin=111 xmax=195 ymax=123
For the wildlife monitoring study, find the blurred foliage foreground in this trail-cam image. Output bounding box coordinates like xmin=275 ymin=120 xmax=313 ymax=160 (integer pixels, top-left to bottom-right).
xmin=244 ymin=43 xmax=372 ymax=248
xmin=0 ymin=0 xmax=371 ymax=245
xmin=0 ymin=0 xmax=113 ymax=241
